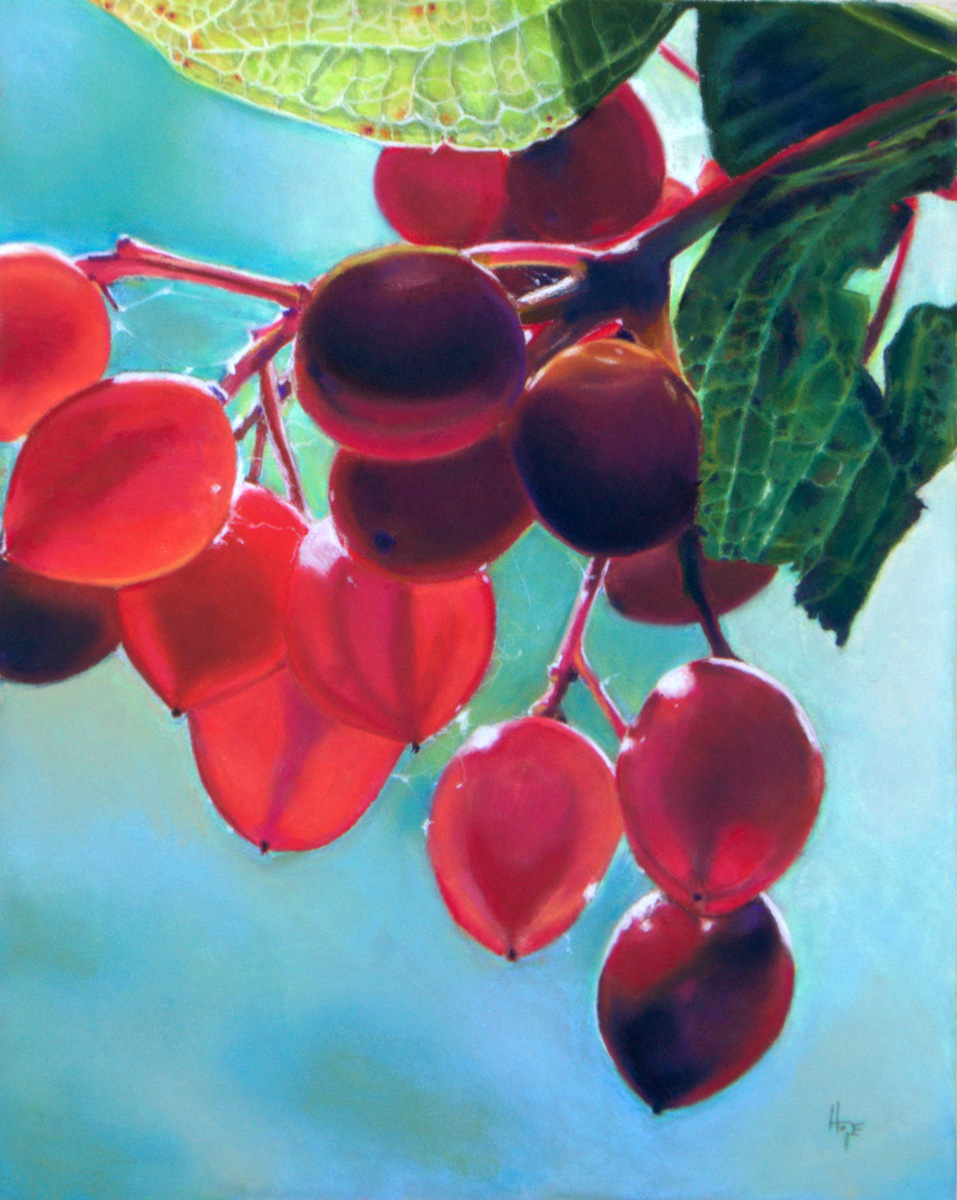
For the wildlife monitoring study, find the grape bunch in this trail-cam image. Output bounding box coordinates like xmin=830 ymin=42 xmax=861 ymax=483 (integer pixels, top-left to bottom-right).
xmin=0 ymin=81 xmax=831 ymax=1115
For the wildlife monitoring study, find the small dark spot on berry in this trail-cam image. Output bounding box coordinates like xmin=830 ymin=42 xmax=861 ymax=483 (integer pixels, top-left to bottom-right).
xmin=411 ymin=742 xmax=421 ymax=754
xmin=373 ymin=530 xmax=396 ymax=555
xmin=171 ymin=706 xmax=183 ymax=719
xmin=260 ymin=840 xmax=270 ymax=855
xmin=692 ymin=892 xmax=703 ymax=903
xmin=506 ymin=947 xmax=518 ymax=962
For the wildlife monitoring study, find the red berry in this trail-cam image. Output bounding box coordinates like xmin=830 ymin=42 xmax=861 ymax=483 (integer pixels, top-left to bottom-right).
xmin=511 ymin=340 xmax=701 ymax=556
xmin=374 ymin=143 xmax=508 ymax=248
xmin=0 ymin=558 xmax=120 ymax=684
xmin=284 ymin=520 xmax=495 ymax=745
xmin=503 ymin=86 xmax=665 ymax=244
xmin=604 ymin=540 xmax=777 ymax=625
xmin=293 ymin=246 xmax=526 ymax=461
xmin=0 ymin=245 xmax=111 ymax=442
xmin=427 ymin=716 xmax=622 ymax=960
xmin=118 ymin=485 xmax=308 ymax=713
xmin=189 ymin=666 xmax=404 ymax=853
xmin=3 ymin=374 xmax=237 ymax=587
xmin=597 ymin=892 xmax=794 ymax=1112
xmin=617 ymin=659 xmax=825 ymax=915
xmin=328 ymin=431 xmax=533 ymax=581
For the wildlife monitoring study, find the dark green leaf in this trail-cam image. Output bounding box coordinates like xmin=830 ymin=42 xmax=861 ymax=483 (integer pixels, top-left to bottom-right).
xmin=795 ymin=305 xmax=957 ymax=642
xmin=87 ymin=0 xmax=684 ymax=149
xmin=698 ymin=2 xmax=957 ymax=174
xmin=675 ymin=99 xmax=957 ymax=642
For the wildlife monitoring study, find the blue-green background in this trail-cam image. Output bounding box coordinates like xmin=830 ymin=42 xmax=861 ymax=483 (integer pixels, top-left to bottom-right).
xmin=0 ymin=4 xmax=954 ymax=1198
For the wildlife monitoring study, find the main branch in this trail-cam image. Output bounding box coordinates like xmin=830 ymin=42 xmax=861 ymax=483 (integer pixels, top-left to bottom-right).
xmin=79 ymin=237 xmax=307 ymax=308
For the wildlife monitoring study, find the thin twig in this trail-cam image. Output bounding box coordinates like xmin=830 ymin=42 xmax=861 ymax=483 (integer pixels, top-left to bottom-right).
xmin=862 ymin=199 xmax=918 ymax=364
xmin=658 ymin=43 xmax=699 ymax=84
xmin=245 ymin=416 xmax=268 ymax=485
xmin=220 ymin=312 xmax=299 ymax=400
xmin=78 ymin=236 xmax=308 ymax=308
xmin=259 ymin=362 xmax=307 ymax=514
xmin=677 ymin=529 xmax=738 ymax=660
xmin=574 ymin=650 xmax=629 ymax=740
xmin=533 ymin=556 xmax=609 ymax=719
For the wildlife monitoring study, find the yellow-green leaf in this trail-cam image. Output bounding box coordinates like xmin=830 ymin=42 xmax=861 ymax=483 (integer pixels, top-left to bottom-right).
xmin=89 ymin=0 xmax=683 ymax=149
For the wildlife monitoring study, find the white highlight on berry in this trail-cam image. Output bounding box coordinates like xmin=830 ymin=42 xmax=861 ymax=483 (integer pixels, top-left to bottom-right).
xmin=469 ymin=724 xmax=502 ymax=752
xmin=655 ymin=663 xmax=695 ymax=701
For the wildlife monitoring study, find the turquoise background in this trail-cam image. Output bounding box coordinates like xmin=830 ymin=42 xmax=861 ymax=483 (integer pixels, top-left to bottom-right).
xmin=0 ymin=3 xmax=954 ymax=1198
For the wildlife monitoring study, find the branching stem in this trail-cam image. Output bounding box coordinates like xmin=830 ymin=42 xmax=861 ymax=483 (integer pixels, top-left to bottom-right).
xmin=220 ymin=312 xmax=299 ymax=400
xmin=630 ymin=74 xmax=957 ymax=265
xmin=533 ymin=556 xmax=609 ymax=721
xmin=259 ymin=363 xmax=307 ymax=514
xmin=78 ymin=237 xmax=307 ymax=308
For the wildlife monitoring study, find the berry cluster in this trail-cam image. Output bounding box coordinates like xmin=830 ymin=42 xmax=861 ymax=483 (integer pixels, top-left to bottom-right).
xmin=0 ymin=82 xmax=827 ymax=1115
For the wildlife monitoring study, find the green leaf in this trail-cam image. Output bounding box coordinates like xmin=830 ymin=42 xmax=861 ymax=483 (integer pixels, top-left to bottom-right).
xmin=675 ymin=99 xmax=957 ymax=642
xmin=698 ymin=2 xmax=957 ymax=175
xmin=88 ymin=0 xmax=683 ymax=149
xmin=795 ymin=305 xmax=957 ymax=643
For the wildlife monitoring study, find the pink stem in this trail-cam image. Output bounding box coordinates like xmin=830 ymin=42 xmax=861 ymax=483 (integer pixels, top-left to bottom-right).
xmin=469 ymin=242 xmax=598 ymax=271
xmin=658 ymin=43 xmax=699 ymax=84
xmin=245 ymin=416 xmax=268 ymax=484
xmin=533 ymin=556 xmax=609 ymax=720
xmin=78 ymin=237 xmax=308 ymax=308
xmin=862 ymin=199 xmax=918 ymax=364
xmin=259 ymin=362 xmax=307 ymax=514
xmin=233 ymin=407 xmax=261 ymax=441
xmin=220 ymin=312 xmax=299 ymax=400
xmin=573 ymin=649 xmax=629 ymax=740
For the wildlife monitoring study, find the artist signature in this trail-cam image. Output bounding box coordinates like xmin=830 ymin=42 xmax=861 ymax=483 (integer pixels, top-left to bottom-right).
xmin=828 ymin=1102 xmax=864 ymax=1149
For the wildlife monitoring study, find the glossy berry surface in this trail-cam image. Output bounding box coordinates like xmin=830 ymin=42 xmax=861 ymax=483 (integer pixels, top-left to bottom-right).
xmin=617 ymin=658 xmax=825 ymax=915
xmin=427 ymin=716 xmax=622 ymax=960
xmin=328 ymin=432 xmax=533 ymax=581
xmin=374 ymin=143 xmax=508 ymax=248
xmin=503 ymin=85 xmax=665 ymax=244
xmin=597 ymin=892 xmax=794 ymax=1113
xmin=604 ymin=541 xmax=777 ymax=625
xmin=0 ymin=558 xmax=120 ymax=684
xmin=3 ymin=374 xmax=237 ymax=586
xmin=285 ymin=520 xmax=495 ymax=745
xmin=511 ymin=340 xmax=701 ymax=556
xmin=294 ymin=246 xmax=526 ymax=461
xmin=189 ymin=666 xmax=404 ymax=853
xmin=118 ymin=485 xmax=308 ymax=713
xmin=0 ymin=245 xmax=112 ymax=442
